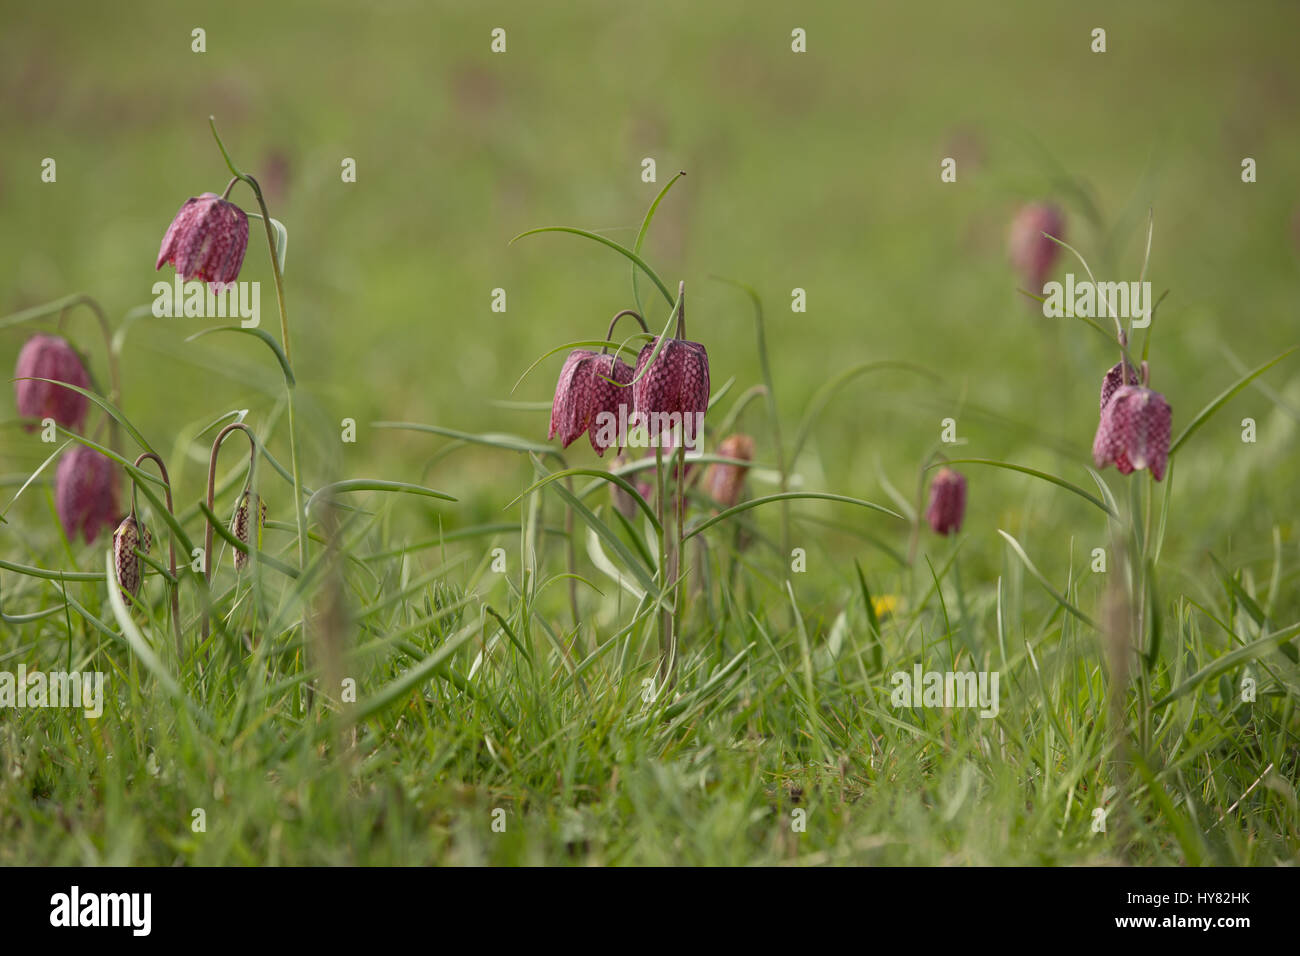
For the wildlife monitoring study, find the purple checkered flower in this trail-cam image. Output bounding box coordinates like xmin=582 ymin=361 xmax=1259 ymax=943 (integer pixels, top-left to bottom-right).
xmin=156 ymin=192 xmax=249 ymax=289
xmin=55 ymin=445 xmax=119 ymax=544
xmin=1093 ymin=385 xmax=1172 ymax=481
xmin=14 ymin=334 xmax=91 ymax=432
xmin=632 ymin=337 xmax=710 ymax=441
xmin=925 ymin=468 xmax=967 ymax=536
xmin=547 ymin=350 xmax=634 ymax=456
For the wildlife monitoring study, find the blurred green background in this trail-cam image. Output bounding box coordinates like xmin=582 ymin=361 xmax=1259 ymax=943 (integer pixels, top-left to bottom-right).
xmin=3 ymin=0 xmax=1298 ymax=579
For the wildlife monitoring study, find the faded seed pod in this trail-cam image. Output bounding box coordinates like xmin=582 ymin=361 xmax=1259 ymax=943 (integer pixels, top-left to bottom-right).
xmin=113 ymin=515 xmax=151 ymax=601
xmin=232 ymin=491 xmax=266 ymax=570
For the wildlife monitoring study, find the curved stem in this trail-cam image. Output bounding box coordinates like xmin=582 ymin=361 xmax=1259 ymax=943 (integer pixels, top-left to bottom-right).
xmin=210 ymin=117 xmax=306 ymax=570
xmin=133 ymin=452 xmax=182 ymax=655
xmin=203 ymin=422 xmax=257 ymax=640
xmin=602 ymin=310 xmax=648 ymax=353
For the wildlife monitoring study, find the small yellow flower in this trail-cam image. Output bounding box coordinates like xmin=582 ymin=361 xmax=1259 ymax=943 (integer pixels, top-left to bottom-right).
xmin=871 ymin=594 xmax=901 ymax=619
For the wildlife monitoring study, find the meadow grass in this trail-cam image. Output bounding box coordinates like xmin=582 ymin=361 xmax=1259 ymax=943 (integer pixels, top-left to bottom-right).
xmin=1 ymin=0 xmax=1298 ymax=865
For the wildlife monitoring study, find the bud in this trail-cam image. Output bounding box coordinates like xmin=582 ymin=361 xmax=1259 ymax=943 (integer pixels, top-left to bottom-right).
xmin=156 ymin=192 xmax=250 ymax=289
xmin=925 ymin=468 xmax=967 ymax=536
xmin=231 ymin=491 xmax=267 ymax=570
xmin=14 ymin=334 xmax=91 ymax=432
xmin=703 ymin=434 xmax=755 ymax=509
xmin=1008 ymin=202 xmax=1065 ymax=292
xmin=112 ymin=515 xmax=152 ymax=601
xmin=1092 ymin=385 xmax=1172 ymax=481
xmin=547 ymin=350 xmax=634 ymax=455
xmin=55 ymin=445 xmax=118 ymax=544
xmin=631 ymin=337 xmax=710 ymax=442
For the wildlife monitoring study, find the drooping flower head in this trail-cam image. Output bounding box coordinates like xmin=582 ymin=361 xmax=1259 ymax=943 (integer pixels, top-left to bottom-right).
xmin=704 ymin=434 xmax=755 ymax=510
xmin=1092 ymin=385 xmax=1172 ymax=480
xmin=112 ymin=515 xmax=151 ymax=601
xmin=1009 ymin=202 xmax=1066 ymax=292
xmin=925 ymin=467 xmax=967 ymax=536
xmin=632 ymin=337 xmax=710 ymax=443
xmin=55 ymin=445 xmax=118 ymax=544
xmin=231 ymin=490 xmax=267 ymax=570
xmin=156 ymin=192 xmax=249 ymax=289
xmin=14 ymin=334 xmax=91 ymax=432
xmin=548 ymin=350 xmax=635 ymax=456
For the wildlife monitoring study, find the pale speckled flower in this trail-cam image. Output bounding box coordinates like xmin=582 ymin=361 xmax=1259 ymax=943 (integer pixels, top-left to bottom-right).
xmin=156 ymin=192 xmax=249 ymax=289
xmin=1092 ymin=385 xmax=1172 ymax=480
xmin=113 ymin=515 xmax=151 ymax=601
xmin=1009 ymin=202 xmax=1065 ymax=292
xmin=232 ymin=491 xmax=267 ymax=570
xmin=14 ymin=334 xmax=91 ymax=432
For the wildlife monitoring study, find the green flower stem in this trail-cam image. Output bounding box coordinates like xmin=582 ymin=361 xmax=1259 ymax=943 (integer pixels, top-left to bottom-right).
xmin=209 ymin=118 xmax=308 ymax=574
xmin=202 ymin=422 xmax=257 ymax=642
xmin=131 ymin=452 xmax=182 ymax=656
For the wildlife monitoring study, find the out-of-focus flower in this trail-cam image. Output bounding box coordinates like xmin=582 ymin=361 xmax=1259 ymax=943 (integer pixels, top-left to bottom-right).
xmin=1092 ymin=385 xmax=1172 ymax=480
xmin=231 ymin=490 xmax=267 ymax=570
xmin=871 ymin=594 xmax=901 ymax=620
xmin=632 ymin=337 xmax=710 ymax=442
xmin=55 ymin=445 xmax=118 ymax=544
xmin=112 ymin=515 xmax=151 ymax=601
xmin=547 ymin=350 xmax=634 ymax=455
xmin=14 ymin=334 xmax=91 ymax=432
xmin=703 ymin=434 xmax=755 ymax=509
xmin=925 ymin=467 xmax=967 ymax=536
xmin=156 ymin=192 xmax=249 ymax=289
xmin=1009 ymin=202 xmax=1065 ymax=292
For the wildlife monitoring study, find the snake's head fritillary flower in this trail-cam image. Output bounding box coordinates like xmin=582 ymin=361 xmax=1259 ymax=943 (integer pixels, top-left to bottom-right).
xmin=232 ymin=490 xmax=267 ymax=570
xmin=156 ymin=192 xmax=249 ymax=290
xmin=925 ymin=468 xmax=967 ymax=536
xmin=632 ymin=337 xmax=710 ymax=442
xmin=112 ymin=515 xmax=151 ymax=601
xmin=1009 ymin=202 xmax=1066 ymax=292
xmin=1092 ymin=385 xmax=1172 ymax=481
xmin=14 ymin=334 xmax=91 ymax=432
xmin=704 ymin=434 xmax=755 ymax=510
xmin=548 ymin=350 xmax=635 ymax=456
xmin=55 ymin=445 xmax=118 ymax=544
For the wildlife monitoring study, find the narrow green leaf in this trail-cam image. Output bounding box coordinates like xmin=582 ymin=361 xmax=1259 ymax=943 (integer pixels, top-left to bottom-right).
xmin=1170 ymin=345 xmax=1298 ymax=454
xmin=510 ymin=225 xmax=674 ymax=307
xmin=996 ymin=529 xmax=1096 ymax=628
xmin=685 ymin=492 xmax=903 ymax=541
xmin=186 ymin=325 xmax=295 ymax=387
xmin=941 ymin=458 xmax=1115 ymax=516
